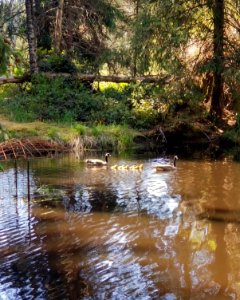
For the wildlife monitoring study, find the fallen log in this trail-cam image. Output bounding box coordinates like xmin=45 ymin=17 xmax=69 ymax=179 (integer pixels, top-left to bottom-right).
xmin=0 ymin=74 xmax=31 ymax=84
xmin=0 ymin=73 xmax=174 ymax=85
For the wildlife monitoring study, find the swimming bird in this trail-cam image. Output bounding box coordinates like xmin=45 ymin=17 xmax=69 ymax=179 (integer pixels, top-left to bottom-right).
xmin=129 ymin=164 xmax=144 ymax=170
xmin=110 ymin=164 xmax=130 ymax=170
xmin=85 ymin=153 xmax=111 ymax=166
xmin=154 ymin=155 xmax=178 ymax=171
xmin=110 ymin=164 xmax=143 ymax=170
xmin=116 ymin=165 xmax=129 ymax=170
xmin=110 ymin=164 xmax=118 ymax=170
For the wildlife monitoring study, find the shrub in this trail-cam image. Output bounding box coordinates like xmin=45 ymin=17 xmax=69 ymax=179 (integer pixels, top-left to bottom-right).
xmin=0 ymin=75 xmax=136 ymax=126
xmin=0 ymin=75 xmax=204 ymax=132
xmin=38 ymin=53 xmax=77 ymax=74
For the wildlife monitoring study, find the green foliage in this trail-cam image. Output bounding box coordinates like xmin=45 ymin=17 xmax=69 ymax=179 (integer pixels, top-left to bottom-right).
xmin=0 ymin=75 xmax=205 ymax=133
xmin=92 ymin=124 xmax=136 ymax=151
xmin=38 ymin=52 xmax=77 ymax=73
xmin=74 ymin=124 xmax=88 ymax=136
xmin=70 ymin=123 xmax=137 ymax=151
xmin=221 ymin=130 xmax=240 ymax=147
xmin=47 ymin=127 xmax=59 ymax=140
xmin=221 ymin=114 xmax=240 ymax=147
xmin=129 ymin=1 xmax=193 ymax=75
xmin=91 ymin=126 xmax=101 ymax=137
xmin=0 ymin=36 xmax=11 ymax=74
xmin=0 ymin=75 xmax=133 ymax=125
xmin=0 ymin=34 xmax=25 ymax=76
xmin=235 ymin=113 xmax=240 ymax=133
xmin=117 ymin=130 xmax=134 ymax=150
xmin=0 ymin=123 xmax=9 ymax=142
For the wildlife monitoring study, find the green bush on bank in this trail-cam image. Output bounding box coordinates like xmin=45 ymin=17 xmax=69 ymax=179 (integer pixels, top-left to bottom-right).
xmin=0 ymin=76 xmax=158 ymax=128
xmin=0 ymin=75 xmax=135 ymax=125
xmin=0 ymin=74 xmax=204 ymax=131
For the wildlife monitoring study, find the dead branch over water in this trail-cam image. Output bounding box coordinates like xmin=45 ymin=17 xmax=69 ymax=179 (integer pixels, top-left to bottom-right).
xmin=0 ymin=138 xmax=68 ymax=160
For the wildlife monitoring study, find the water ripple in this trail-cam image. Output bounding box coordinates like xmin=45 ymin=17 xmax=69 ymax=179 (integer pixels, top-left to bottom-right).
xmin=1 ymin=156 xmax=238 ymax=299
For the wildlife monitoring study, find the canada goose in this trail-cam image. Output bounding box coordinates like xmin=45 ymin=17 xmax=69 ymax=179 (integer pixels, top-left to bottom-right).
xmin=154 ymin=155 xmax=178 ymax=171
xmin=85 ymin=153 xmax=111 ymax=166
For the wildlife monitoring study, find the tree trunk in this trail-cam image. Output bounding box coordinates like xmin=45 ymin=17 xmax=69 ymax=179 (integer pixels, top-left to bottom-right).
xmin=35 ymin=0 xmax=52 ymax=50
xmin=210 ymin=0 xmax=225 ymax=118
xmin=54 ymin=0 xmax=64 ymax=53
xmin=25 ymin=0 xmax=38 ymax=74
xmin=132 ymin=0 xmax=140 ymax=77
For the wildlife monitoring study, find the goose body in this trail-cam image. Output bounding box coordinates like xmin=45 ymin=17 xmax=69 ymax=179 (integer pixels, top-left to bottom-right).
xmin=155 ymin=156 xmax=178 ymax=171
xmin=85 ymin=153 xmax=111 ymax=166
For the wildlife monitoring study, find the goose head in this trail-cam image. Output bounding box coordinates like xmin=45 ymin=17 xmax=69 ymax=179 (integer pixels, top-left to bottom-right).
xmin=105 ymin=153 xmax=111 ymax=163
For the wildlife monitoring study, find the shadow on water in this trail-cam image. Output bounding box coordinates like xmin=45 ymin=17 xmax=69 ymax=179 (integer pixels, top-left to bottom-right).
xmin=1 ymin=154 xmax=240 ymax=299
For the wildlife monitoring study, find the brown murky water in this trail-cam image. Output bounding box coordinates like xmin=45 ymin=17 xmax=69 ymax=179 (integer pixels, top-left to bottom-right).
xmin=1 ymin=154 xmax=240 ymax=299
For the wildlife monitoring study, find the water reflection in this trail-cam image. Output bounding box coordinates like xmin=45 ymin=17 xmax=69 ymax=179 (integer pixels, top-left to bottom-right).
xmin=0 ymin=155 xmax=240 ymax=299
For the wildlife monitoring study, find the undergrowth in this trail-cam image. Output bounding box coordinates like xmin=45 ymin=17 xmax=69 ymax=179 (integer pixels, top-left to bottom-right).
xmin=0 ymin=74 xmax=205 ymax=150
xmin=0 ymin=74 xmax=202 ymax=128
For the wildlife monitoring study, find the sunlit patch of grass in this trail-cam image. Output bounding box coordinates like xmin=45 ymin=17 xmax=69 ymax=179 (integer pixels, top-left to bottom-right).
xmin=94 ymin=82 xmax=129 ymax=92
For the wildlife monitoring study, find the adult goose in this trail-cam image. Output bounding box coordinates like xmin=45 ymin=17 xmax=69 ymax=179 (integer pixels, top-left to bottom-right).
xmin=85 ymin=153 xmax=111 ymax=166
xmin=154 ymin=155 xmax=178 ymax=171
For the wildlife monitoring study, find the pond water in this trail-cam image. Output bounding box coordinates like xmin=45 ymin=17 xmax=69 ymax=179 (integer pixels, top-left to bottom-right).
xmin=1 ymin=152 xmax=240 ymax=300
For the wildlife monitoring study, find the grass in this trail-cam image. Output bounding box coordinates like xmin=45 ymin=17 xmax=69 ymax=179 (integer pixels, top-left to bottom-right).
xmin=0 ymin=114 xmax=74 ymax=142
xmin=71 ymin=123 xmax=140 ymax=151
xmin=0 ymin=114 xmax=141 ymax=151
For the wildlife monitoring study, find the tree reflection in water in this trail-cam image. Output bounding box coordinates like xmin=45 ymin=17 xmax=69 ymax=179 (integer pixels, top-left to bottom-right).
xmin=0 ymin=156 xmax=240 ymax=299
